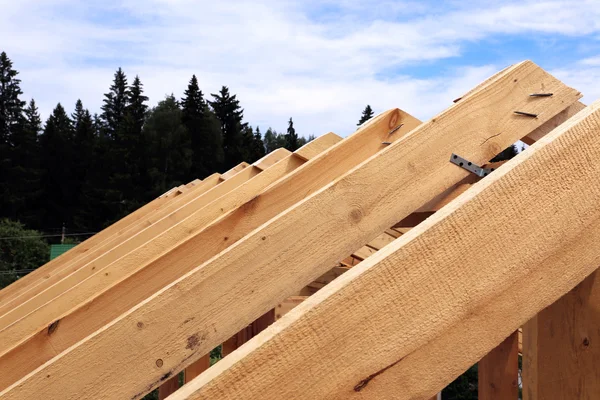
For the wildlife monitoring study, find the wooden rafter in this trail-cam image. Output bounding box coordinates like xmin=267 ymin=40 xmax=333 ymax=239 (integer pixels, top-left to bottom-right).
xmin=173 ymin=98 xmax=600 ymax=400
xmin=0 ymin=61 xmax=581 ymax=400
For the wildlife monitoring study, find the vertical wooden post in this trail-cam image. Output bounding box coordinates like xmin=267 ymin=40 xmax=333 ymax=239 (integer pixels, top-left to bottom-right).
xmin=478 ymin=331 xmax=519 ymax=399
xmin=523 ymin=270 xmax=600 ymax=399
xmin=223 ymin=309 xmax=275 ymax=357
xmin=158 ymin=375 xmax=180 ymax=399
xmin=184 ymin=354 xmax=211 ymax=383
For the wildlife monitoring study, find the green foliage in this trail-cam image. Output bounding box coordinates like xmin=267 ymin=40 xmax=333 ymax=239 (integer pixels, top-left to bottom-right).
xmin=143 ymin=95 xmax=193 ymax=195
xmin=0 ymin=219 xmax=49 ymax=288
xmin=209 ymin=86 xmax=245 ymax=169
xmin=442 ymin=364 xmax=478 ymax=400
xmin=284 ymin=117 xmax=299 ymax=151
xmin=182 ymin=75 xmax=224 ymax=178
xmin=358 ymin=104 xmax=374 ymax=125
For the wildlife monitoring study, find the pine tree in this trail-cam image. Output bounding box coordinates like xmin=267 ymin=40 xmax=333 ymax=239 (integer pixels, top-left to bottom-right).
xmin=252 ymin=126 xmax=266 ymax=160
xmin=101 ymin=67 xmax=129 ymax=139
xmin=284 ymin=117 xmax=299 ymax=151
xmin=0 ymin=52 xmax=26 ymax=220
xmin=357 ymin=105 xmax=374 ymax=125
xmin=8 ymin=99 xmax=43 ymax=226
xmin=181 ymin=75 xmax=223 ymax=178
xmin=208 ymin=86 xmax=245 ymax=170
xmin=71 ymin=100 xmax=96 ymax=230
xmin=39 ymin=103 xmax=75 ymax=230
xmin=0 ymin=52 xmax=25 ymax=146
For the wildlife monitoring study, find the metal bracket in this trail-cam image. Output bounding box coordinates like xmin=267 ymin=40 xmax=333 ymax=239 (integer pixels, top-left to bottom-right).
xmin=450 ymin=153 xmax=493 ymax=177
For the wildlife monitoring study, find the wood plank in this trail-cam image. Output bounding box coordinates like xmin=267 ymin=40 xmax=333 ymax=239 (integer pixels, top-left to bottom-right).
xmin=522 ymin=101 xmax=586 ymax=145
xmin=522 ymin=270 xmax=600 ymax=399
xmin=0 ymin=173 xmax=222 ymax=310
xmin=0 ymin=180 xmax=189 ymax=304
xmin=275 ymin=296 xmax=308 ymax=320
xmin=184 ymin=355 xmax=210 ymax=383
xmin=0 ymin=133 xmax=342 ymax=390
xmin=294 ymin=132 xmax=341 ymax=161
xmin=0 ymin=161 xmax=266 ymax=331
xmin=158 ymin=375 xmax=180 ymax=400
xmin=0 ymin=61 xmax=581 ymax=400
xmin=254 ymin=148 xmax=291 ymax=171
xmin=367 ymin=232 xmax=397 ymax=251
xmin=220 ymin=162 xmax=249 ymax=181
xmin=222 ymin=310 xmax=275 ymax=358
xmin=171 ymin=97 xmax=600 ymax=400
xmin=478 ymin=331 xmax=519 ymax=400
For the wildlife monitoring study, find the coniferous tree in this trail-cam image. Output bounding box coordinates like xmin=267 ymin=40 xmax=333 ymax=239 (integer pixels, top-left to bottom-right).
xmin=284 ymin=117 xmax=299 ymax=151
xmin=252 ymin=126 xmax=266 ymax=160
xmin=209 ymin=86 xmax=245 ymax=169
xmin=101 ymin=67 xmax=129 ymax=139
xmin=0 ymin=52 xmax=26 ymax=219
xmin=39 ymin=103 xmax=75 ymax=229
xmin=357 ymin=105 xmax=374 ymax=125
xmin=181 ymin=75 xmax=223 ymax=178
xmin=70 ymin=100 xmax=96 ymax=229
xmin=8 ymin=99 xmax=43 ymax=226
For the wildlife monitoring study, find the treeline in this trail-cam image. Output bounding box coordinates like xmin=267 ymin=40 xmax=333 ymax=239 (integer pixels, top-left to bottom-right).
xmin=0 ymin=51 xmax=315 ymax=235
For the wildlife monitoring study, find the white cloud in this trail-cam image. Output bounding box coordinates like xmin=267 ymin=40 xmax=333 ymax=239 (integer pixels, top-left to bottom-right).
xmin=1 ymin=0 xmax=600 ymax=136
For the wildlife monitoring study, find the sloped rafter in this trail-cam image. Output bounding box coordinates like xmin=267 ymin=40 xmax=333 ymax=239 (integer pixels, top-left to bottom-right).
xmin=0 ymin=135 xmax=341 ymax=390
xmin=0 ymin=61 xmax=581 ymax=400
xmin=0 ymin=174 xmax=218 ymax=306
xmin=0 ymin=171 xmax=224 ymax=310
xmin=174 ymin=99 xmax=600 ymax=400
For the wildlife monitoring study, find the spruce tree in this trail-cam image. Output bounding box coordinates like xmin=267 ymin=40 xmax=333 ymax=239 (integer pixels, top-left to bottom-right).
xmin=252 ymin=126 xmax=266 ymax=160
xmin=0 ymin=52 xmax=26 ymax=220
xmin=0 ymin=52 xmax=25 ymax=146
xmin=101 ymin=67 xmax=129 ymax=139
xmin=181 ymin=75 xmax=223 ymax=178
xmin=8 ymin=99 xmax=43 ymax=226
xmin=284 ymin=117 xmax=299 ymax=151
xmin=39 ymin=103 xmax=75 ymax=229
xmin=208 ymin=86 xmax=245 ymax=170
xmin=263 ymin=128 xmax=277 ymax=154
xmin=71 ymin=100 xmax=96 ymax=230
xmin=357 ymin=105 xmax=374 ymax=125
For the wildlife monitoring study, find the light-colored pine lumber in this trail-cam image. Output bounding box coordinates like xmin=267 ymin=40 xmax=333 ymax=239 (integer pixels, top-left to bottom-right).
xmin=0 ymin=160 xmax=268 ymax=332
xmin=478 ymin=331 xmax=519 ymax=399
xmin=522 ymin=270 xmax=600 ymax=399
xmin=0 ymin=135 xmax=341 ymax=390
xmin=0 ymin=150 xmax=291 ymax=351
xmin=0 ymin=173 xmax=222 ymax=310
xmin=0 ymin=61 xmax=580 ymax=400
xmin=222 ymin=310 xmax=275 ymax=358
xmin=275 ymin=296 xmax=308 ymax=320
xmin=522 ymin=101 xmax=586 ymax=145
xmin=171 ymin=97 xmax=600 ymax=400
xmin=0 ymin=181 xmax=188 ymax=305
xmin=220 ymin=162 xmax=249 ymax=181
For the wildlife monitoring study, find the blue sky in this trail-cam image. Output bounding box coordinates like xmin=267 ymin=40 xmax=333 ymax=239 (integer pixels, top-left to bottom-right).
xmin=2 ymin=0 xmax=600 ymax=137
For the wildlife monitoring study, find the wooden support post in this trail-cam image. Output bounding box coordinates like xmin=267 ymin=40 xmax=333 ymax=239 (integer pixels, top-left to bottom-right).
xmin=478 ymin=331 xmax=519 ymax=400
xmin=222 ymin=310 xmax=275 ymax=357
xmin=184 ymin=355 xmax=210 ymax=383
xmin=523 ymin=270 xmax=600 ymax=399
xmin=158 ymin=375 xmax=180 ymax=400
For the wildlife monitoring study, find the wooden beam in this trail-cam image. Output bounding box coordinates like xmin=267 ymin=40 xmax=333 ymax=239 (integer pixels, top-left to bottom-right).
xmin=0 ymin=62 xmax=581 ymax=399
xmin=0 ymin=159 xmax=269 ymax=332
xmin=158 ymin=375 xmax=180 ymax=400
xmin=220 ymin=162 xmax=249 ymax=181
xmin=522 ymin=101 xmax=586 ymax=145
xmin=0 ymin=133 xmax=342 ymax=390
xmin=478 ymin=331 xmax=519 ymax=400
xmin=171 ymin=98 xmax=600 ymax=400
xmin=0 ymin=152 xmax=290 ymax=346
xmin=222 ymin=310 xmax=275 ymax=358
xmin=0 ymin=173 xmax=222 ymax=312
xmin=523 ymin=270 xmax=600 ymax=399
xmin=0 ymin=178 xmax=202 ymax=305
